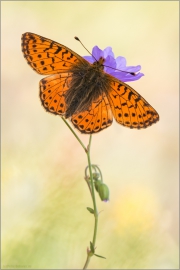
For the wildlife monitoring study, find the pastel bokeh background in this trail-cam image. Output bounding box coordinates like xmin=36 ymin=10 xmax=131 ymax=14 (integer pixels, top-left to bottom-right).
xmin=2 ymin=1 xmax=179 ymax=269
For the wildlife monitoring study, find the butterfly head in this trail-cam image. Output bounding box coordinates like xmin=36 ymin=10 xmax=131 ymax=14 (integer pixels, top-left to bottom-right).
xmin=93 ymin=57 xmax=105 ymax=70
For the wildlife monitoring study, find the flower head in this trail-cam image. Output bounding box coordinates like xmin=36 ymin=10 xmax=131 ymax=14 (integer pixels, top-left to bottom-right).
xmin=83 ymin=46 xmax=144 ymax=82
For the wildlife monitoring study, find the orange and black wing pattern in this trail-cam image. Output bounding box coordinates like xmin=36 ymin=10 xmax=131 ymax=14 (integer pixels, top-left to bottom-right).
xmin=21 ymin=32 xmax=86 ymax=75
xmin=107 ymin=77 xmax=159 ymax=129
xmin=39 ymin=73 xmax=73 ymax=116
xmin=22 ymin=32 xmax=159 ymax=134
xmin=71 ymin=93 xmax=113 ymax=134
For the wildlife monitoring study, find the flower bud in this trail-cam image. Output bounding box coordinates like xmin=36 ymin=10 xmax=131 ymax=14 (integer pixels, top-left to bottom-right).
xmin=92 ymin=172 xmax=100 ymax=181
xmin=98 ymin=183 xmax=109 ymax=202
xmin=94 ymin=180 xmax=101 ymax=192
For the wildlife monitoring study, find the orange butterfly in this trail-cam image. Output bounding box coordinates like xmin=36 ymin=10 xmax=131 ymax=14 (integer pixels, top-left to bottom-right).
xmin=21 ymin=32 xmax=159 ymax=134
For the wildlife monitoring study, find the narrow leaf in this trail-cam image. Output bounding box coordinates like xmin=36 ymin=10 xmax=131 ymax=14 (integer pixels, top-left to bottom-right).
xmin=90 ymin=241 xmax=95 ymax=253
xmin=87 ymin=207 xmax=94 ymax=214
xmin=94 ymin=254 xmax=106 ymax=259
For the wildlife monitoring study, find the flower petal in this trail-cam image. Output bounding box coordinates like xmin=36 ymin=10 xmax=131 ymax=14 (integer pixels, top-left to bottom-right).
xmin=111 ymin=71 xmax=144 ymax=82
xmin=83 ymin=56 xmax=94 ymax=63
xmin=123 ymin=65 xmax=142 ymax=73
xmin=83 ymin=46 xmax=144 ymax=82
xmin=92 ymin=46 xmax=104 ymax=60
xmin=103 ymin=47 xmax=114 ymax=58
xmin=115 ymin=56 xmax=127 ymax=68
xmin=104 ymin=55 xmax=116 ymax=73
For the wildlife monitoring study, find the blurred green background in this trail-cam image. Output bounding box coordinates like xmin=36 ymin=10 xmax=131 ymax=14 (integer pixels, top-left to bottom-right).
xmin=2 ymin=1 xmax=179 ymax=269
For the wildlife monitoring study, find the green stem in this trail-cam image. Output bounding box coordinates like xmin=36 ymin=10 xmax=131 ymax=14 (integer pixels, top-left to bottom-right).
xmin=87 ymin=135 xmax=98 ymax=244
xmin=61 ymin=118 xmax=99 ymax=270
xmin=83 ymin=135 xmax=99 ymax=269
xmin=83 ymin=255 xmax=91 ymax=270
xmin=92 ymin=165 xmax=103 ymax=182
xmin=61 ymin=117 xmax=86 ymax=152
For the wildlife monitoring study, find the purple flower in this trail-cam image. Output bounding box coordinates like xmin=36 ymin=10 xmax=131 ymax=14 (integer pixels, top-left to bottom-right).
xmin=83 ymin=46 xmax=144 ymax=82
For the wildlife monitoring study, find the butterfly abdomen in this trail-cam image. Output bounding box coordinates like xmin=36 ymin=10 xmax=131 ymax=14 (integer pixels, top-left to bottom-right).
xmin=65 ymin=61 xmax=111 ymax=118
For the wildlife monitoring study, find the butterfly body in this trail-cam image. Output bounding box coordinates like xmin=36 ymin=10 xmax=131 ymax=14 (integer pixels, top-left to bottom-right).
xmin=22 ymin=32 xmax=159 ymax=134
xmin=65 ymin=58 xmax=111 ymax=118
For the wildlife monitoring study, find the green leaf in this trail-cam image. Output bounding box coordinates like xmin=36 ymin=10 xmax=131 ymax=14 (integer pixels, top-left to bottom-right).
xmin=94 ymin=254 xmax=106 ymax=259
xmin=87 ymin=207 xmax=94 ymax=214
xmin=90 ymin=241 xmax=95 ymax=253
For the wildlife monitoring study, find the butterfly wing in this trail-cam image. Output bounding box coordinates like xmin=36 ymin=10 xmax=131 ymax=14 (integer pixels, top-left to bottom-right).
xmin=21 ymin=32 xmax=87 ymax=75
xmin=39 ymin=74 xmax=113 ymax=134
xmin=71 ymin=93 xmax=113 ymax=134
xmin=22 ymin=32 xmax=159 ymax=133
xmin=39 ymin=73 xmax=73 ymax=115
xmin=107 ymin=77 xmax=159 ymax=129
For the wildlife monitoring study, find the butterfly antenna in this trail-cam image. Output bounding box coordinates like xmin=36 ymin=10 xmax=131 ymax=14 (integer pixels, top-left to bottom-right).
xmin=104 ymin=65 xmax=136 ymax=76
xmin=74 ymin=36 xmax=97 ymax=62
xmin=75 ymin=37 xmax=136 ymax=75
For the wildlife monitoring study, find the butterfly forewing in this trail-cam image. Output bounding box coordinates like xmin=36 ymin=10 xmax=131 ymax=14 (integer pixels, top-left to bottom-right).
xmin=107 ymin=77 xmax=159 ymax=129
xmin=21 ymin=32 xmax=87 ymax=75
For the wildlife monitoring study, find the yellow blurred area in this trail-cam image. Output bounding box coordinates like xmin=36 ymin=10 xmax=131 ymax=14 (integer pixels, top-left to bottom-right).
xmin=2 ymin=1 xmax=179 ymax=269
xmin=112 ymin=186 xmax=159 ymax=234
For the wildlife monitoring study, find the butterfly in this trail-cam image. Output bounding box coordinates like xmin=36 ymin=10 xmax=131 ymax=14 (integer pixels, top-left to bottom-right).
xmin=21 ymin=32 xmax=159 ymax=134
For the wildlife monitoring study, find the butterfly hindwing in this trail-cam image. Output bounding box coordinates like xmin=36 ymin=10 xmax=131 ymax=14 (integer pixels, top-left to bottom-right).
xmin=107 ymin=77 xmax=159 ymax=129
xmin=71 ymin=93 xmax=113 ymax=134
xmin=21 ymin=32 xmax=87 ymax=75
xmin=39 ymin=73 xmax=73 ymax=115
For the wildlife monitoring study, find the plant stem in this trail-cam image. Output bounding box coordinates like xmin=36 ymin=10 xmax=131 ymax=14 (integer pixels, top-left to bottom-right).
xmin=83 ymin=135 xmax=99 ymax=269
xmin=61 ymin=119 xmax=99 ymax=270
xmin=61 ymin=117 xmax=86 ymax=152
xmin=87 ymin=135 xmax=98 ymax=244
xmin=83 ymin=255 xmax=91 ymax=270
